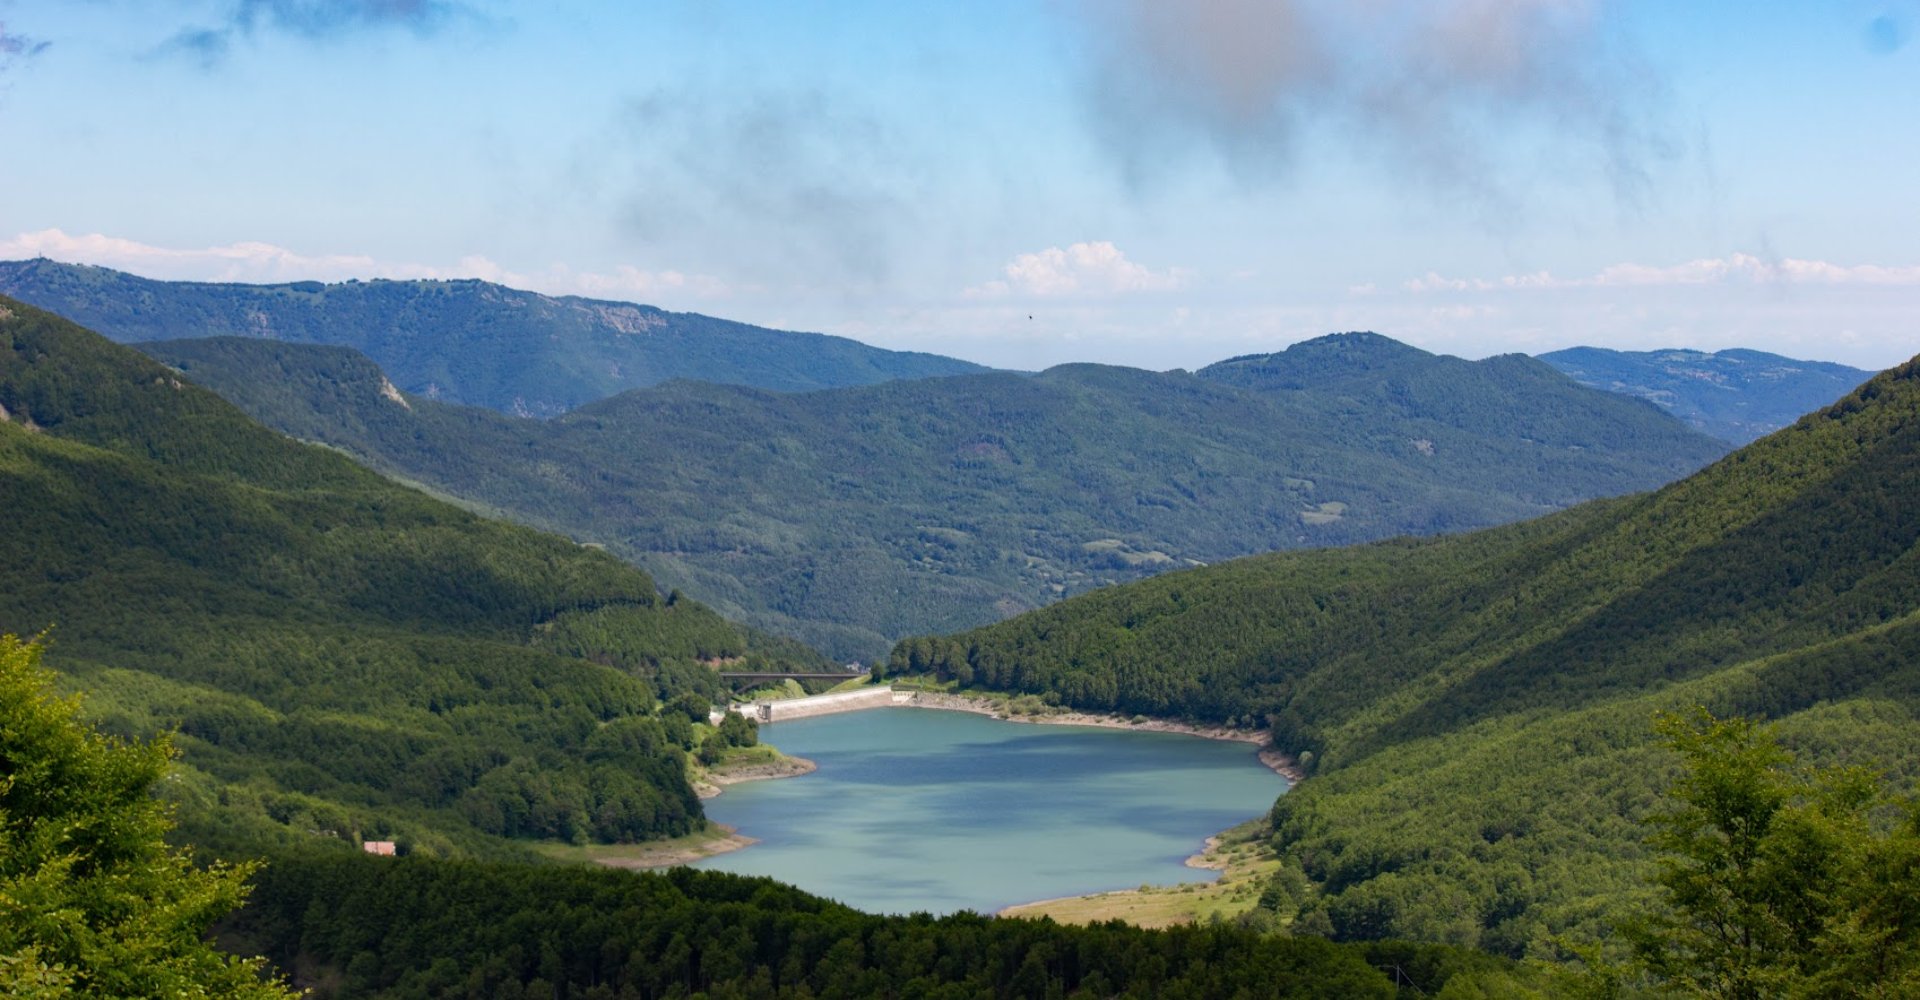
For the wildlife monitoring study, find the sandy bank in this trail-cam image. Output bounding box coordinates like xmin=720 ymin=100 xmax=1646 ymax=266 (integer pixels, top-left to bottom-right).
xmin=553 ymin=824 xmax=759 ymax=870
xmin=996 ymin=819 xmax=1279 ymax=927
xmin=709 ymin=755 xmax=818 ymax=788
xmin=694 ymin=754 xmax=818 ymax=800
xmin=896 ymin=691 xmax=1303 ymax=782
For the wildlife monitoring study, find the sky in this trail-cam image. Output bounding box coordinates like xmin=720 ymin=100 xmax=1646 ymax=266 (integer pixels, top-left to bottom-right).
xmin=1 ymin=0 xmax=1916 ymax=372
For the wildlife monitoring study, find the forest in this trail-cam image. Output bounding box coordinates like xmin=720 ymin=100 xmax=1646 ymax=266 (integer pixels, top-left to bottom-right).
xmin=20 ymin=623 xmax=1916 ymax=999
xmin=133 ymin=329 xmax=1724 ymax=661
xmin=0 ymin=295 xmax=815 ymax=857
xmin=888 ymin=354 xmax=1920 ymax=956
xmin=8 ymin=288 xmax=1919 ymax=995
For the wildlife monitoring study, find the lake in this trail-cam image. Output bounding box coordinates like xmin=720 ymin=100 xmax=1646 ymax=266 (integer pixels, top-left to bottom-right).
xmin=693 ymin=707 xmax=1288 ymax=914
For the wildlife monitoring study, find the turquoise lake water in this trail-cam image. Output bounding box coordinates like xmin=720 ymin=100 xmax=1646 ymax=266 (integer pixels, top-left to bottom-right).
xmin=692 ymin=707 xmax=1287 ymax=915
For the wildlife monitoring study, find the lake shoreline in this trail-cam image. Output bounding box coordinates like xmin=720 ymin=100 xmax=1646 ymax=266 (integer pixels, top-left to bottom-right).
xmin=539 ymin=823 xmax=760 ymax=870
xmin=695 ymin=754 xmax=819 ymax=800
xmin=592 ymin=689 xmax=1295 ymax=881
xmin=882 ymin=692 xmax=1298 ymax=920
xmin=612 ymin=758 xmax=821 ymax=868
xmin=728 ymin=684 xmax=1302 ymax=783
xmin=890 ymin=691 xmax=1304 ymax=783
xmin=996 ymin=818 xmax=1279 ymax=927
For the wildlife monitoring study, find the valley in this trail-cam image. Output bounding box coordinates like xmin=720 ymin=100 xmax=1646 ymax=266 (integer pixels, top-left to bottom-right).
xmin=10 ymin=6 xmax=1916 ymax=995
xmin=888 ymin=354 xmax=1920 ymax=952
xmin=5 ymin=286 xmax=1914 ymax=998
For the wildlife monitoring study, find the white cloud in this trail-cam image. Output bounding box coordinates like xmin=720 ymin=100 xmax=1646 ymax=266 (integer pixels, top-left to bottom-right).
xmin=966 ymin=241 xmax=1190 ymax=299
xmin=0 ymin=229 xmax=728 ymax=301
xmin=1399 ymin=253 xmax=1920 ymax=293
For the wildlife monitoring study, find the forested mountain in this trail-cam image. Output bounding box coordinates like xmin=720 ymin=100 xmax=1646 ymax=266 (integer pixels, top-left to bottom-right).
xmin=1539 ymin=345 xmax=1870 ymax=443
xmin=0 ymin=258 xmax=986 ymax=415
xmin=891 ymin=354 xmax=1920 ymax=956
xmin=0 ymin=294 xmax=822 ymax=858
xmin=1202 ymin=333 xmax=1715 ymax=449
xmin=138 ymin=332 xmax=1728 ymax=662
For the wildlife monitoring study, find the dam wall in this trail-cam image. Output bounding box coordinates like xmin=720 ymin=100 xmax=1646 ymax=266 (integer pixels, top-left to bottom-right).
xmin=733 ymin=685 xmax=898 ymax=723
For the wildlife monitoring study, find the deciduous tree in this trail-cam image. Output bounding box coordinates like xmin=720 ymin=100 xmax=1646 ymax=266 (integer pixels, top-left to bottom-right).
xmin=1628 ymin=708 xmax=1920 ymax=998
xmin=0 ymin=634 xmax=295 ymax=998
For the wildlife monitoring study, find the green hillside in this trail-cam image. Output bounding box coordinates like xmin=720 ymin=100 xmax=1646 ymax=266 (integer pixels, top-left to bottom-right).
xmin=891 ymin=354 xmax=1920 ymax=956
xmin=136 ymin=333 xmax=1727 ymax=662
xmin=0 ymin=258 xmax=986 ymax=415
xmin=0 ymin=295 xmax=821 ymax=859
xmin=1540 ymin=345 xmax=1872 ymax=443
xmin=1202 ymin=333 xmax=1715 ymax=453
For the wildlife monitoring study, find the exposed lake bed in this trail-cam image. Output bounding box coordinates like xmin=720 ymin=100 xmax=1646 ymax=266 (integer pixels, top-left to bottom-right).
xmin=688 ymin=705 xmax=1289 ymax=915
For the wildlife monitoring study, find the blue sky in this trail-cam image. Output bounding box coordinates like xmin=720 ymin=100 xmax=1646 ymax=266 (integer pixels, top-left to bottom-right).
xmin=1 ymin=0 xmax=1916 ymax=371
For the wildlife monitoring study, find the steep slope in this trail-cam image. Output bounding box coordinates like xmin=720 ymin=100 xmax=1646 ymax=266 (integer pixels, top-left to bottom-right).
xmin=1540 ymin=345 xmax=1870 ymax=443
xmin=0 ymin=258 xmax=986 ymax=414
xmin=139 ymin=334 xmax=1728 ymax=661
xmin=0 ymin=295 xmax=821 ymax=859
xmin=893 ymin=355 xmax=1920 ymax=955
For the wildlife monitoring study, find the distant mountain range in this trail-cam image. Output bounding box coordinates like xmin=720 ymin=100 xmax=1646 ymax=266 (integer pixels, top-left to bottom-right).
xmin=1538 ymin=346 xmax=1871 ymax=443
xmin=0 ymin=258 xmax=987 ymax=415
xmin=2 ymin=260 xmax=1871 ymax=445
xmin=140 ymin=331 xmax=1730 ymax=661
xmin=901 ymin=348 xmax=1920 ymax=953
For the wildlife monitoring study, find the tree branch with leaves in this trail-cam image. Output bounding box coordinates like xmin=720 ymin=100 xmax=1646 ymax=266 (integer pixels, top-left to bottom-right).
xmin=1625 ymin=708 xmax=1920 ymax=999
xmin=0 ymin=633 xmax=296 ymax=999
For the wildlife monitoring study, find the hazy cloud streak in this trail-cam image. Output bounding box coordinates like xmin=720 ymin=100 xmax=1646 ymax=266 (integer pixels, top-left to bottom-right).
xmin=1399 ymin=253 xmax=1920 ymax=292
xmin=157 ymin=0 xmax=470 ymax=64
xmin=0 ymin=21 xmax=51 ymax=71
xmin=1073 ymin=0 xmax=1669 ymax=205
xmin=229 ymin=0 xmax=458 ymax=38
xmin=610 ymin=88 xmax=923 ymax=287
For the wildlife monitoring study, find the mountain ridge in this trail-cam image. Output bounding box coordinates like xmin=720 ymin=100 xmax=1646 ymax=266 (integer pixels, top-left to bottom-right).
xmin=0 ymin=258 xmax=989 ymax=415
xmin=139 ymin=331 xmax=1729 ymax=661
xmin=1538 ymin=344 xmax=1871 ymax=443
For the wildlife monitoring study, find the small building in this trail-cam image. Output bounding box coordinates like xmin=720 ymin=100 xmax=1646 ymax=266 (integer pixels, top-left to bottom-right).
xmin=362 ymin=840 xmax=397 ymax=856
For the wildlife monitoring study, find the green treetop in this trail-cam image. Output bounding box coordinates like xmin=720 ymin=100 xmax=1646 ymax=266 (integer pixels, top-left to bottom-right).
xmin=0 ymin=633 xmax=295 ymax=999
xmin=1626 ymin=709 xmax=1920 ymax=998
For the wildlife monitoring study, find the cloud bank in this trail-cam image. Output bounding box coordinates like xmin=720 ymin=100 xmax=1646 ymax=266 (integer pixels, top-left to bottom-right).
xmin=1400 ymin=253 xmax=1920 ymax=293
xmin=1331 ymin=251 xmax=1920 ymax=372
xmin=966 ymin=242 xmax=1189 ymax=299
xmin=0 ymin=229 xmax=726 ymax=301
xmin=1073 ymin=0 xmax=1668 ymax=203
